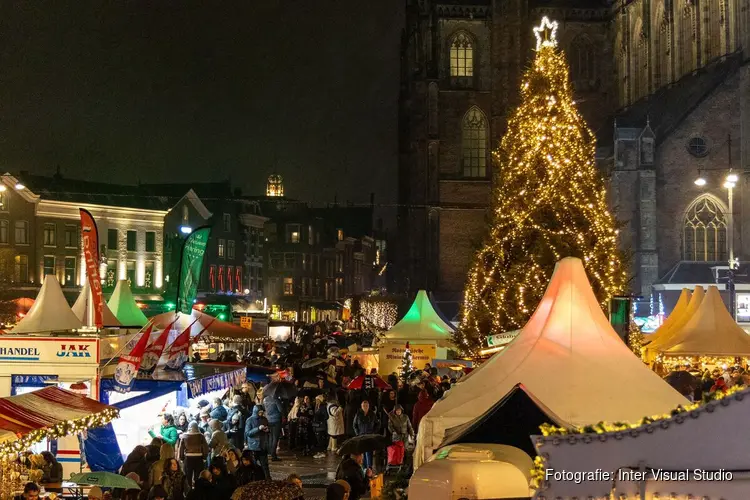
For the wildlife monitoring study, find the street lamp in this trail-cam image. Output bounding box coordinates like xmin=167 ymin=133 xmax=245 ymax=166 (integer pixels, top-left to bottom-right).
xmin=694 ymin=176 xmax=707 ymax=186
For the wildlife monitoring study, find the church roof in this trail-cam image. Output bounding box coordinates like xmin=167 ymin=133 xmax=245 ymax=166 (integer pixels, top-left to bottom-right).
xmin=605 ymin=52 xmax=743 ymax=146
xmin=655 ymin=261 xmax=750 ymax=286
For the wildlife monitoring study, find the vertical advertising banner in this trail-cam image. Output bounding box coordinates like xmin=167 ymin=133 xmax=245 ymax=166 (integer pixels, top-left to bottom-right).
xmin=113 ymin=324 xmax=153 ymax=393
xmin=79 ymin=209 xmax=103 ymax=329
xmin=176 ymin=227 xmax=211 ymax=314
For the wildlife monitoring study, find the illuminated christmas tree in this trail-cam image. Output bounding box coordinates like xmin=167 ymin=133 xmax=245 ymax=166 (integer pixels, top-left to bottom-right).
xmin=401 ymin=342 xmax=413 ymax=378
xmin=457 ymin=17 xmax=627 ymax=355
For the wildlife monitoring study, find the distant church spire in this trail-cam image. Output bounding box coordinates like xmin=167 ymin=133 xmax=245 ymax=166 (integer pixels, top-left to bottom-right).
xmin=266 ymin=173 xmax=284 ymax=197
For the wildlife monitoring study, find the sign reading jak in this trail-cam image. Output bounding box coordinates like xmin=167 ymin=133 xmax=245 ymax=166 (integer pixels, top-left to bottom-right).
xmin=0 ymin=339 xmax=98 ymax=364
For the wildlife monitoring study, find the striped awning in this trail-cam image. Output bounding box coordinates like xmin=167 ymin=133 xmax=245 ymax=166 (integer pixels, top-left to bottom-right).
xmin=0 ymin=387 xmax=118 ymax=454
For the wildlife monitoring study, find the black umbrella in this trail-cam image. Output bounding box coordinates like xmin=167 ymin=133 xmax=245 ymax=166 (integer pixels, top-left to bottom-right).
xmin=262 ymin=381 xmax=297 ymax=400
xmin=301 ymin=358 xmax=328 ymax=369
xmin=664 ymin=370 xmax=697 ymax=397
xmin=338 ymin=434 xmax=391 ymax=456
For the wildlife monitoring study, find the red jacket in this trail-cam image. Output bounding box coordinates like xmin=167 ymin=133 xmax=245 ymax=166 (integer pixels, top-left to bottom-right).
xmin=412 ymin=389 xmax=434 ymax=431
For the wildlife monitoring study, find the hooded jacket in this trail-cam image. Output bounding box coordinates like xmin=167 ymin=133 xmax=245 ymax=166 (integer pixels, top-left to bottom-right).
xmin=244 ymin=405 xmax=269 ymax=452
xmin=210 ymin=403 xmax=228 ymax=422
xmin=411 ymin=389 xmax=434 ymax=431
xmin=150 ymin=424 xmax=179 ymax=446
xmin=186 ymin=477 xmax=213 ymax=500
xmin=208 ymin=428 xmax=230 ymax=458
xmin=148 ymin=443 xmax=175 ymax=489
xmin=327 ymin=401 xmax=345 ymax=437
xmin=387 ymin=406 xmax=414 ymax=443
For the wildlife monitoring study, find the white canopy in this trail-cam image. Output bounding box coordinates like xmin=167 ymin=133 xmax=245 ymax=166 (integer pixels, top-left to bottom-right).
xmin=72 ymin=280 xmax=122 ymax=328
xmin=660 ymin=285 xmax=750 ymax=356
xmin=107 ymin=280 xmax=148 ymax=327
xmin=382 ymin=290 xmax=456 ymax=348
xmin=414 ymin=257 xmax=687 ymax=467
xmin=645 ymin=285 xmax=705 ymax=359
xmin=645 ymin=287 xmax=691 ymax=346
xmin=11 ymin=276 xmax=83 ymax=334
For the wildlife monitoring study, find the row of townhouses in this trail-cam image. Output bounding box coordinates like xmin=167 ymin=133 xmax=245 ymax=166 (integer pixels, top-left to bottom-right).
xmin=0 ymin=171 xmax=387 ymax=321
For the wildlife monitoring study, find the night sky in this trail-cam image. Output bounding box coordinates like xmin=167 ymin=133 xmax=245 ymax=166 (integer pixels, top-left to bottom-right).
xmin=0 ymin=1 xmax=403 ymax=206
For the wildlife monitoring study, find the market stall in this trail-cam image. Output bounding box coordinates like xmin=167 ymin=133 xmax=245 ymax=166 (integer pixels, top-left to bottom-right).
xmin=11 ymin=276 xmax=83 ymax=334
xmin=414 ymin=257 xmax=687 ymax=468
xmin=72 ymin=280 xmax=122 ymax=328
xmin=643 ymin=285 xmax=705 ymax=362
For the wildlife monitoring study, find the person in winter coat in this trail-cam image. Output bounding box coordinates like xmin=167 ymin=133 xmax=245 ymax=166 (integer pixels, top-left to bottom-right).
xmin=148 ymin=443 xmax=175 ymax=488
xmin=176 ymin=422 xmax=208 ymax=488
xmin=326 ymin=396 xmax=345 ymax=451
xmin=208 ymin=456 xmax=235 ymax=500
xmin=287 ymin=396 xmax=302 ymax=450
xmin=235 ymin=450 xmax=265 ymax=486
xmin=382 ymin=390 xmax=397 ymax=415
xmin=146 ymin=438 xmax=164 ymax=469
xmin=245 ymin=404 xmax=271 ymax=480
xmin=353 ymin=400 xmax=378 ymax=469
xmin=150 ymin=414 xmax=179 ymax=447
xmin=412 ymin=389 xmax=434 ymax=432
xmin=120 ymin=446 xmax=149 ymax=489
xmin=313 ymin=394 xmax=329 ymax=456
xmin=207 ymin=420 xmax=230 ymax=463
xmin=197 ymin=409 xmax=211 ymax=435
xmin=262 ymin=395 xmax=283 ymax=461
xmin=40 ymin=451 xmax=63 ymax=485
xmin=175 ymin=414 xmax=189 ymax=434
xmin=185 ymin=470 xmax=213 ymax=500
xmin=223 ymin=410 xmax=244 ymax=451
xmin=161 ymin=459 xmax=189 ymax=500
xmin=335 ymin=453 xmax=372 ymax=500
xmin=209 ymin=398 xmax=228 ymax=422
xmin=297 ymin=395 xmax=315 ymax=456
xmin=344 ymin=391 xmax=360 ymax=437
xmin=387 ymin=405 xmax=414 ymax=443
xmin=226 ymin=395 xmax=249 ymax=429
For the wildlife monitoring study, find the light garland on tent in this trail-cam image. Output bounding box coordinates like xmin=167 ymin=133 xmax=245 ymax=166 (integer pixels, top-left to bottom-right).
xmin=537 ymin=384 xmax=745 ymax=438
xmin=456 ymin=15 xmax=626 ymax=356
xmin=654 ymin=353 xmax=747 ymax=372
xmin=0 ymin=407 xmax=119 ymax=457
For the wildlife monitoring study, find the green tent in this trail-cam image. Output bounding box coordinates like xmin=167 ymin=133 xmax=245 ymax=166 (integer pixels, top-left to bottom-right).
xmin=107 ymin=279 xmax=149 ymax=327
xmin=383 ymin=290 xmax=456 ymax=348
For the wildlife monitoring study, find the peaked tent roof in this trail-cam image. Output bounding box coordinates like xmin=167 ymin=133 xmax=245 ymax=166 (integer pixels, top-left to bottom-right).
xmin=11 ymin=276 xmax=83 ymax=334
xmin=72 ymin=280 xmax=122 ymax=328
xmin=645 ymin=286 xmax=705 ymax=358
xmin=382 ymin=290 xmax=456 ymax=348
xmin=414 ymin=257 xmax=687 ymax=467
xmin=107 ymin=280 xmax=148 ymax=327
xmin=645 ymin=288 xmax=691 ymax=345
xmin=661 ymin=285 xmax=750 ymax=356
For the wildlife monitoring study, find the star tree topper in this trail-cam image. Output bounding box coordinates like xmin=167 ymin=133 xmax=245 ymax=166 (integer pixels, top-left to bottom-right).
xmin=533 ymin=16 xmax=558 ymax=50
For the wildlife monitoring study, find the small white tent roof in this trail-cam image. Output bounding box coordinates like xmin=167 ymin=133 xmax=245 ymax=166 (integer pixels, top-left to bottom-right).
xmin=661 ymin=285 xmax=750 ymax=356
xmin=382 ymin=290 xmax=456 ymax=348
xmin=645 ymin=288 xmax=691 ymax=345
xmin=72 ymin=280 xmax=122 ymax=328
xmin=414 ymin=257 xmax=687 ymax=467
xmin=11 ymin=276 xmax=83 ymax=334
xmin=107 ymin=280 xmax=148 ymax=327
xmin=645 ymin=286 xmax=705 ymax=357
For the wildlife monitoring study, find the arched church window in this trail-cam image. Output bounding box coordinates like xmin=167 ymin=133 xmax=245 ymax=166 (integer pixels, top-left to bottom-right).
xmin=461 ymin=107 xmax=488 ymax=178
xmin=569 ymin=35 xmax=594 ymax=84
xmin=683 ymin=196 xmax=727 ymax=261
xmin=449 ymin=32 xmax=474 ymax=77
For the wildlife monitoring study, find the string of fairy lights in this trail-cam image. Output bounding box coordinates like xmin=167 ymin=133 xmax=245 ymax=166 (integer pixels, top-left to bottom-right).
xmin=455 ymin=16 xmax=627 ymax=356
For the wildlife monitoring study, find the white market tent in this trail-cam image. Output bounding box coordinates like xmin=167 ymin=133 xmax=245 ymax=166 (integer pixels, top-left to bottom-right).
xmin=643 ymin=287 xmax=691 ymax=346
xmin=11 ymin=276 xmax=83 ymax=334
xmin=107 ymin=279 xmax=149 ymax=327
xmin=659 ymin=285 xmax=750 ymax=357
xmin=72 ymin=280 xmax=122 ymax=328
xmin=644 ymin=285 xmax=705 ymax=360
xmin=414 ymin=257 xmax=688 ymax=468
xmin=382 ymin=290 xmax=456 ymax=349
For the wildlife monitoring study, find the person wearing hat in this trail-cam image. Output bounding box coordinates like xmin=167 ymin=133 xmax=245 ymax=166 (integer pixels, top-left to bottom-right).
xmin=245 ymin=404 xmax=271 ymax=480
xmin=176 ymin=421 xmax=209 ymax=488
xmin=197 ymin=408 xmax=211 ymax=435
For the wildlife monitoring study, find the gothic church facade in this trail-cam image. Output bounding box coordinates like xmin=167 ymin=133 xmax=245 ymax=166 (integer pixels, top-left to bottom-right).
xmin=398 ymin=0 xmax=750 ymax=313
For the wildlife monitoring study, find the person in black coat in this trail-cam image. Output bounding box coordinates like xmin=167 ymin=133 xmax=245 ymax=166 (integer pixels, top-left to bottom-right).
xmin=120 ymin=446 xmax=149 ymax=489
xmin=335 ymin=453 xmax=372 ymax=500
xmin=185 ymin=470 xmax=213 ymax=500
xmin=235 ymin=450 xmax=264 ymax=486
xmin=208 ymin=456 xmax=235 ymax=500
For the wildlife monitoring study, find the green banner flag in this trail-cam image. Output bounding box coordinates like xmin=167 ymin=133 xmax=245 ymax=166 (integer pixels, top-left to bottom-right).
xmin=176 ymin=226 xmax=211 ymax=314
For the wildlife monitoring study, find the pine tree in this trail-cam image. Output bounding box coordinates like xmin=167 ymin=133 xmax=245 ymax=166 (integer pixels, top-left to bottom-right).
xmin=401 ymin=342 xmax=413 ymax=378
xmin=456 ymin=18 xmax=628 ymax=355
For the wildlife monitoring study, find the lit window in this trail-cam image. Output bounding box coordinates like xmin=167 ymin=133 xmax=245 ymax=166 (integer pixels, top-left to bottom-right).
xmin=218 ymin=239 xmax=226 ymax=258
xmin=65 ymin=225 xmax=78 ymax=248
xmin=64 ymin=257 xmax=76 ymax=285
xmin=43 ymin=223 xmax=56 ymax=246
xmin=43 ymin=256 xmax=55 ymax=278
xmin=337 ymin=229 xmax=344 ymax=241
xmin=284 ymin=277 xmax=294 ymax=296
xmin=14 ymin=221 xmax=28 ymax=245
xmin=218 ymin=265 xmax=225 ymax=291
xmin=14 ymin=254 xmax=28 ymax=282
xmin=0 ymin=191 xmax=8 ymax=212
xmin=450 ymin=32 xmax=474 ymax=77
xmin=223 ymin=213 xmax=231 ymax=232
xmin=286 ymin=224 xmax=301 ymax=243
xmin=0 ymin=220 xmax=8 ymax=244
xmin=462 ymin=107 xmax=488 ymax=178
xmin=683 ymin=196 xmax=727 ymax=262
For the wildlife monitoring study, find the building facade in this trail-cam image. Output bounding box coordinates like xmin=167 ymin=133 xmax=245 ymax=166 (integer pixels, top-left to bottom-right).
xmin=399 ymin=0 xmax=750 ymax=315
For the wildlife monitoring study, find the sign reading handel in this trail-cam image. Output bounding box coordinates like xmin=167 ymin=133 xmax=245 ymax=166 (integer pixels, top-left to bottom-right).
xmin=0 ymin=339 xmax=98 ymax=364
xmin=378 ymin=343 xmax=437 ymax=377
